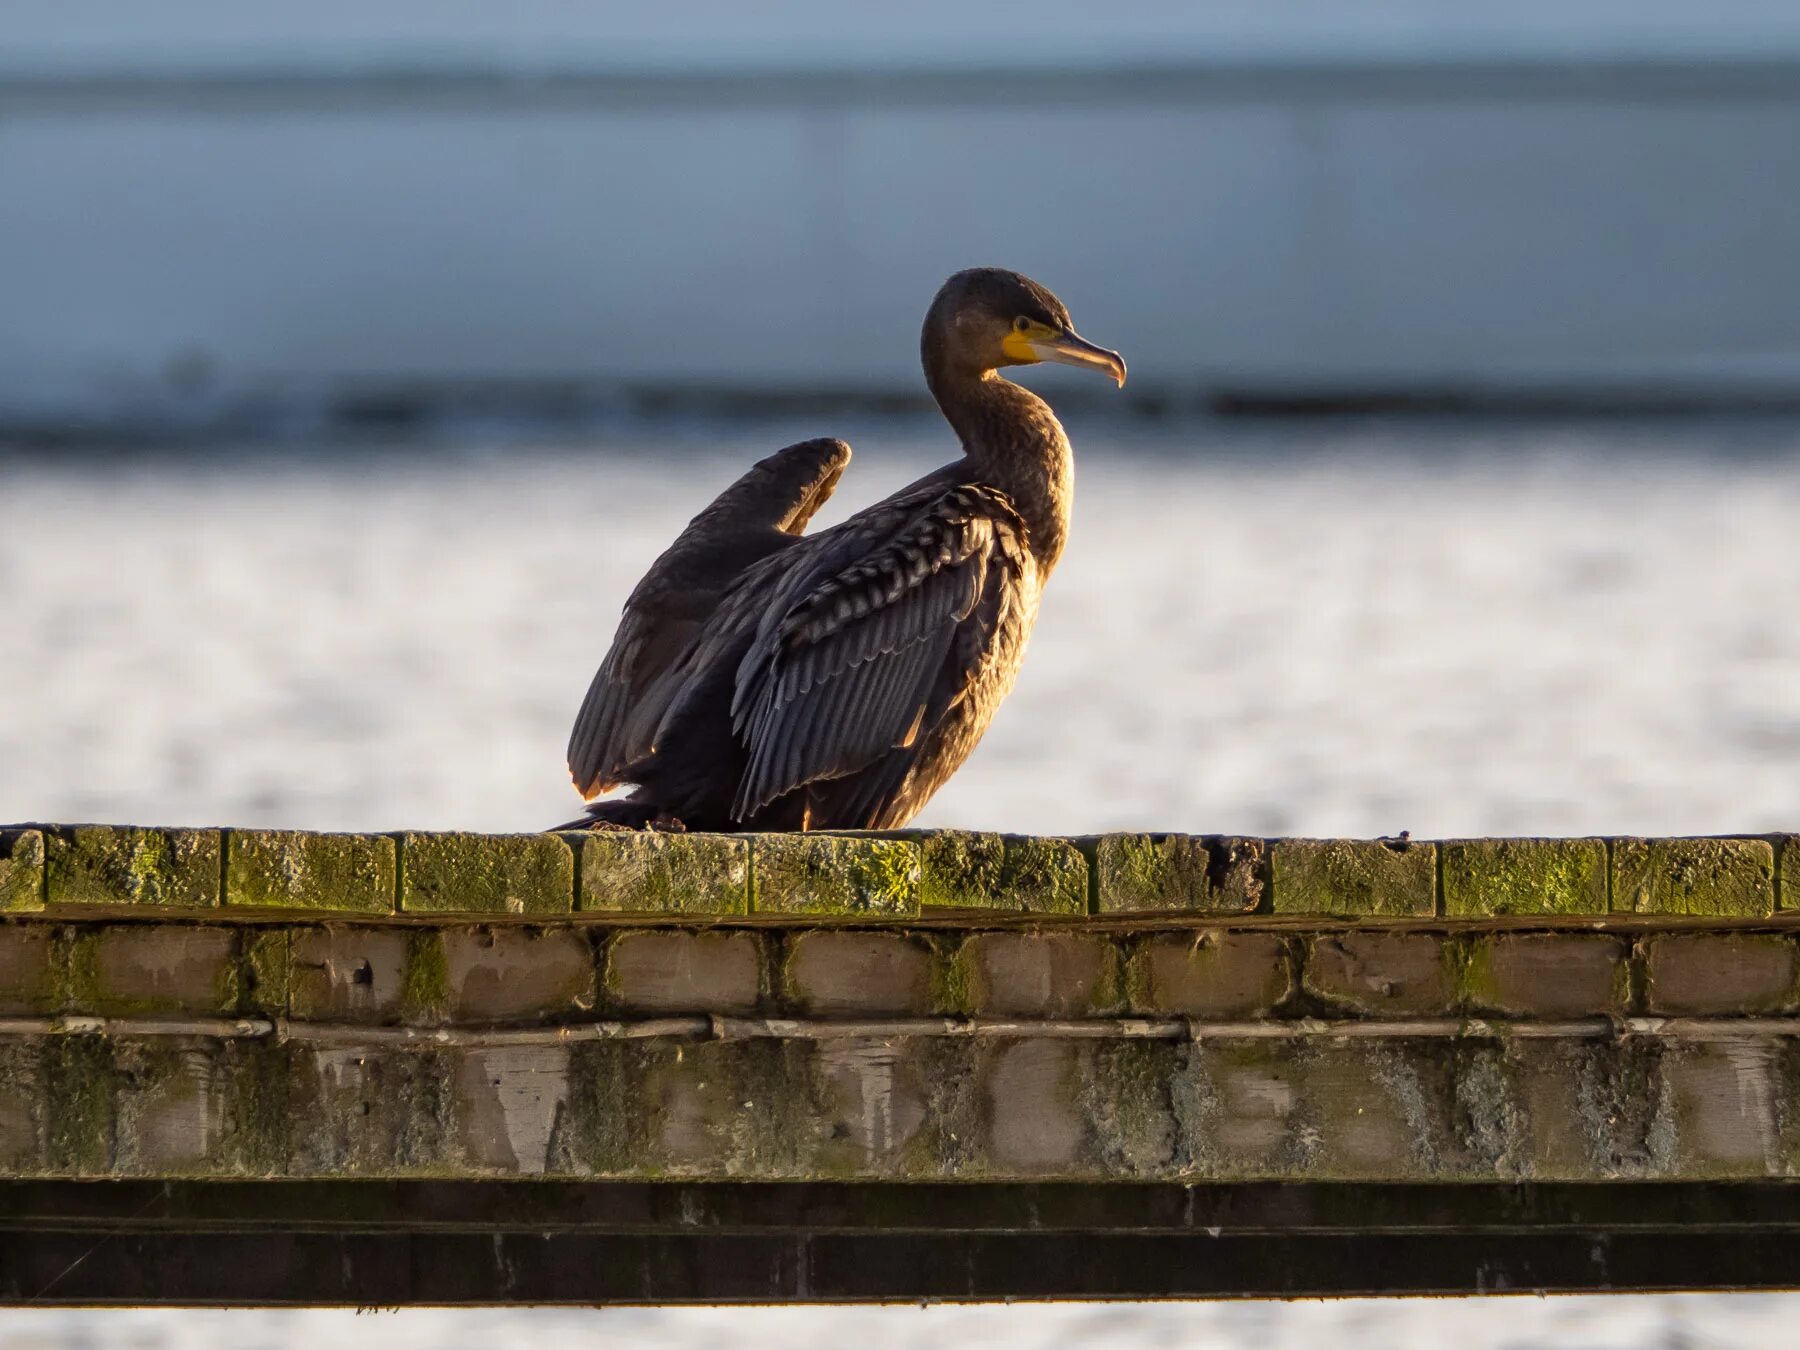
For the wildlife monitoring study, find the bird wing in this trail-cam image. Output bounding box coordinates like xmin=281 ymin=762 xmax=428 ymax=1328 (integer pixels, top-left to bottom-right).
xmin=728 ymin=482 xmax=1029 ymax=820
xmin=567 ymin=437 xmax=852 ymax=797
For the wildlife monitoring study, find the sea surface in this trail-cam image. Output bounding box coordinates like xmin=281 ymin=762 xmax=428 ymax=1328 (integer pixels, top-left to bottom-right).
xmin=4 ymin=413 xmax=1800 ymax=1343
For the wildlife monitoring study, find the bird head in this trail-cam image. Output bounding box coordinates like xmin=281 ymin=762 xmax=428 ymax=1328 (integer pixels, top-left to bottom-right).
xmin=924 ymin=268 xmax=1126 ymax=388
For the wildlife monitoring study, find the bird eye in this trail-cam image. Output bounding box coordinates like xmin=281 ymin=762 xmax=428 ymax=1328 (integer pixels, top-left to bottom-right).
xmin=1013 ymin=316 xmax=1031 ymax=332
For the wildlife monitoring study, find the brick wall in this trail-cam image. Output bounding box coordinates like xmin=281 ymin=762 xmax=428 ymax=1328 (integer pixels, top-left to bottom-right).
xmin=0 ymin=824 xmax=1797 ymax=1183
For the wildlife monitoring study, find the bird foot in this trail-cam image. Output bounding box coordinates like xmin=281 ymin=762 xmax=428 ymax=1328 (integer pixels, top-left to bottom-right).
xmin=647 ymin=814 xmax=688 ymax=833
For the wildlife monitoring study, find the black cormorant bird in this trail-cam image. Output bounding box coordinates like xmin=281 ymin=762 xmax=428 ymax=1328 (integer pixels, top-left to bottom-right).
xmin=561 ymin=268 xmax=1125 ymax=831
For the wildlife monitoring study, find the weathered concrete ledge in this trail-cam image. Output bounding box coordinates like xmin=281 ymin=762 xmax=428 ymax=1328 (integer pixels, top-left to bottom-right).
xmin=0 ymin=824 xmax=1798 ymax=1196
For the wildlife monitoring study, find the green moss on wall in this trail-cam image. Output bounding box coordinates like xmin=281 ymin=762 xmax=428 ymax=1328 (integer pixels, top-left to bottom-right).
xmin=226 ymin=830 xmax=396 ymax=913
xmin=0 ymin=830 xmax=45 ymax=913
xmin=398 ymin=832 xmax=573 ymax=915
xmin=752 ymin=836 xmax=921 ymax=916
xmin=1093 ymin=834 xmax=1265 ymax=915
xmin=576 ymin=831 xmax=749 ymax=914
xmin=45 ymin=826 xmax=220 ymax=909
xmin=919 ymin=831 xmax=1088 ymax=915
xmin=1613 ymin=838 xmax=1774 ymax=917
xmin=1442 ymin=838 xmax=1607 ymax=916
xmin=1271 ymin=839 xmax=1436 ymax=917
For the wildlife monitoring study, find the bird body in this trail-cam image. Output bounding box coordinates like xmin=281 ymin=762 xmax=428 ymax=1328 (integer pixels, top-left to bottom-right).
xmin=563 ymin=269 xmax=1124 ymax=831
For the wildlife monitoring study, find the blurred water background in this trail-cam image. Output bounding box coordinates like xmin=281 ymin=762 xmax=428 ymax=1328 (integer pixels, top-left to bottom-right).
xmin=9 ymin=0 xmax=1800 ymax=1343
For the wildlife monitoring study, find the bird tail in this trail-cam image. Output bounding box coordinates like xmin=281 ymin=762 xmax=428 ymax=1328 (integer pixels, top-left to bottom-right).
xmin=548 ymin=796 xmax=663 ymax=832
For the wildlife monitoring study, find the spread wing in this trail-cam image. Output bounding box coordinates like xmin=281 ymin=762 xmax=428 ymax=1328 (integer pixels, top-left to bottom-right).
xmin=728 ymin=482 xmax=1029 ymax=820
xmin=567 ymin=437 xmax=850 ymax=797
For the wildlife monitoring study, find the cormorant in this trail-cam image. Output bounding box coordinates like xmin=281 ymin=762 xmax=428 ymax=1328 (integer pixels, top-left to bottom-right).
xmin=561 ymin=268 xmax=1125 ymax=831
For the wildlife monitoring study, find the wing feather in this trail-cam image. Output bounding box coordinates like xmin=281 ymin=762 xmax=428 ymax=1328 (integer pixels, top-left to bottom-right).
xmin=729 ymin=483 xmax=1028 ymax=820
xmin=567 ymin=437 xmax=851 ymax=797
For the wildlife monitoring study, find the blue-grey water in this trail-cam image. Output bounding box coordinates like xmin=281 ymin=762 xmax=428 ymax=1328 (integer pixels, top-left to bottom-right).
xmin=4 ymin=414 xmax=1800 ymax=1339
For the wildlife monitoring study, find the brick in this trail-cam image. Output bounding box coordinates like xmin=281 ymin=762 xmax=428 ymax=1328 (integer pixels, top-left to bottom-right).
xmin=0 ymin=830 xmax=44 ymax=912
xmin=1442 ymin=838 xmax=1607 ymax=917
xmin=399 ymin=832 xmax=573 ymax=915
xmin=1271 ymin=839 xmax=1435 ymax=917
xmin=242 ymin=930 xmax=290 ymax=1016
xmin=1462 ymin=934 xmax=1628 ymax=1018
xmin=1646 ymin=934 xmax=1798 ymax=1015
xmin=1304 ymin=931 xmax=1451 ymax=1016
xmin=289 ymin=927 xmax=411 ymax=1023
xmin=440 ymin=927 xmax=596 ymax=1023
xmin=1129 ymin=932 xmax=1291 ymax=1018
xmin=0 ymin=924 xmax=58 ymax=1014
xmin=226 ymin=830 xmax=395 ymax=913
xmin=1094 ymin=834 xmax=1264 ymax=915
xmin=45 ymin=826 xmax=220 ymax=909
xmin=289 ymin=1044 xmax=451 ymax=1176
xmin=919 ymin=831 xmax=1087 ymax=915
xmin=1781 ymin=836 xmax=1800 ymax=911
xmin=813 ymin=1040 xmax=931 ymax=1170
xmin=784 ymin=931 xmax=933 ymax=1016
xmin=1613 ymin=838 xmax=1774 ymax=917
xmin=984 ymin=1040 xmax=1086 ymax=1171
xmin=1663 ymin=1043 xmax=1781 ymax=1176
xmin=453 ymin=1046 xmax=572 ymax=1174
xmin=577 ymin=831 xmax=748 ymax=915
xmin=956 ymin=932 xmax=1124 ymax=1018
xmin=605 ymin=930 xmax=763 ymax=1015
xmin=0 ymin=1043 xmax=43 ymax=1173
xmin=71 ymin=925 xmax=239 ymax=1016
xmin=751 ymin=836 xmax=919 ymax=917
xmin=111 ymin=1043 xmax=220 ymax=1174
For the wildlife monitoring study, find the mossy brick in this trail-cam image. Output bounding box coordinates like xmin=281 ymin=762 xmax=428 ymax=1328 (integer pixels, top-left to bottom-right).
xmin=1459 ymin=934 xmax=1628 ymax=1018
xmin=440 ymin=927 xmax=597 ymax=1023
xmin=784 ymin=931 xmax=934 ymax=1016
xmin=1094 ymin=834 xmax=1265 ymax=915
xmin=289 ymin=927 xmax=412 ymax=1023
xmin=1645 ymin=934 xmax=1799 ymax=1015
xmin=918 ymin=831 xmax=1087 ymax=915
xmin=1128 ymin=932 xmax=1291 ymax=1017
xmin=1304 ymin=931 xmax=1451 ymax=1017
xmin=1781 ymin=836 xmax=1800 ymax=911
xmin=226 ymin=830 xmax=396 ymax=913
xmin=65 ymin=925 xmax=241 ymax=1016
xmin=45 ymin=825 xmax=221 ymax=909
xmin=956 ymin=932 xmax=1125 ymax=1018
xmin=605 ymin=930 xmax=764 ymax=1015
xmin=398 ymin=832 xmax=573 ymax=915
xmin=1442 ymin=838 xmax=1607 ymax=917
xmin=576 ymin=831 xmax=748 ymax=915
xmin=0 ymin=924 xmax=58 ymax=1015
xmin=1612 ymin=838 xmax=1774 ymax=917
xmin=241 ymin=929 xmax=290 ymax=1017
xmin=1 ymin=830 xmax=45 ymax=912
xmin=1271 ymin=838 xmax=1436 ymax=917
xmin=751 ymin=835 xmax=920 ymax=917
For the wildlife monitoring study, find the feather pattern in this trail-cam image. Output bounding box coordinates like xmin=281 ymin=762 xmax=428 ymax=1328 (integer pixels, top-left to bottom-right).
xmin=729 ymin=483 xmax=1027 ymax=819
xmin=566 ymin=437 xmax=850 ymax=797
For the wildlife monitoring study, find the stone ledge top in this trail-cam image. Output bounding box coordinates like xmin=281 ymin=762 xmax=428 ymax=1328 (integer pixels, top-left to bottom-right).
xmin=0 ymin=825 xmax=1791 ymax=922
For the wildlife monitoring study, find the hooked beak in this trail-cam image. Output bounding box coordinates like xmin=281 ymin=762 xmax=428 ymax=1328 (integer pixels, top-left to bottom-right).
xmin=1029 ymin=329 xmax=1127 ymax=387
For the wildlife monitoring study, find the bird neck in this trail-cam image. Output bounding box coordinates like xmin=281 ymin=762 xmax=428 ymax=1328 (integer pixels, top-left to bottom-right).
xmin=927 ymin=365 xmax=1074 ymax=571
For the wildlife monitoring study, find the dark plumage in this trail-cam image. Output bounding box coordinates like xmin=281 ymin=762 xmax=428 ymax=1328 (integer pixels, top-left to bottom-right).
xmin=561 ymin=268 xmax=1125 ymax=831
